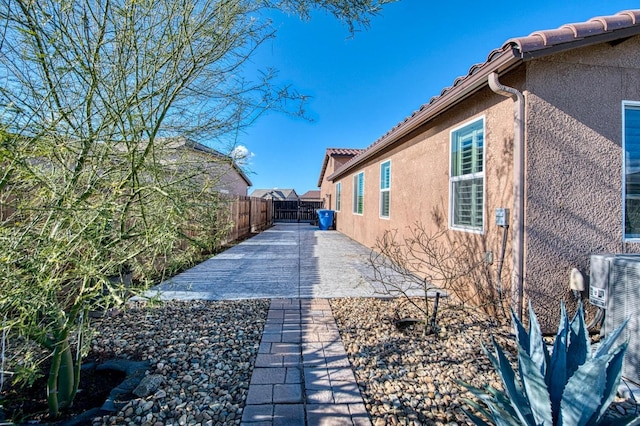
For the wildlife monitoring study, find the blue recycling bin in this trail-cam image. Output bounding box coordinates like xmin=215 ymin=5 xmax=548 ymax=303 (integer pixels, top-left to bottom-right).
xmin=317 ymin=209 xmax=334 ymax=230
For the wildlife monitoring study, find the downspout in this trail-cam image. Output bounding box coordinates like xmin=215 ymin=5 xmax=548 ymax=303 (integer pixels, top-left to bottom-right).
xmin=488 ymin=72 xmax=525 ymax=320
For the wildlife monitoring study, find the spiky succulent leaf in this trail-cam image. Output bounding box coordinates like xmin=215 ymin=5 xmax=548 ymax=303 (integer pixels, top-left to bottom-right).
xmin=518 ymin=348 xmax=553 ymax=426
xmin=512 ymin=303 xmax=548 ymax=384
xmin=512 ymin=306 xmax=530 ymax=356
xmin=461 ymin=409 xmax=493 ymax=426
xmin=486 ymin=384 xmax=529 ymax=422
xmin=461 ymin=395 xmax=494 ymax=424
xmin=461 ymin=383 xmax=523 ymax=426
xmin=485 ymin=401 xmax=526 ymax=426
xmin=474 ymin=388 xmax=529 ymax=426
xmin=457 ymin=379 xmax=523 ymax=424
xmin=527 ymin=301 xmax=549 ymax=378
xmin=548 ymin=302 xmax=570 ymax=421
xmin=591 ymin=341 xmax=628 ymax=425
xmin=485 ymin=339 xmax=536 ymax=425
xmin=594 ymin=318 xmax=629 ymax=358
xmin=511 ymin=309 xmax=530 ymax=391
xmin=462 ymin=303 xmax=630 ymax=426
xmin=567 ymin=302 xmax=589 ymax=378
xmin=461 ymin=389 xmax=503 ymax=424
xmin=559 ymin=355 xmax=608 ymax=425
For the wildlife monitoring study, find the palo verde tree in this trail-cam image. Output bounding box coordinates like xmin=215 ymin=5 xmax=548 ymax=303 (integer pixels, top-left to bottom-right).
xmin=0 ymin=0 xmax=394 ymax=418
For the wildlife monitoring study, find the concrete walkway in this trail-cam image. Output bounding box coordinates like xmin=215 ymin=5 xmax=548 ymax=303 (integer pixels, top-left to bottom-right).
xmin=144 ymin=222 xmax=390 ymax=300
xmin=141 ymin=223 xmax=407 ymax=425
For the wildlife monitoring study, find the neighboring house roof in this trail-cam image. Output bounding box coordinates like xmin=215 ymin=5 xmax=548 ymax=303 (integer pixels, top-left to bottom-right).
xmin=166 ymin=137 xmax=253 ymax=186
xmin=300 ymin=190 xmax=322 ymax=201
xmin=250 ymin=188 xmax=298 ymax=200
xmin=328 ymin=9 xmax=640 ymax=182
xmin=317 ymin=148 xmax=364 ymax=187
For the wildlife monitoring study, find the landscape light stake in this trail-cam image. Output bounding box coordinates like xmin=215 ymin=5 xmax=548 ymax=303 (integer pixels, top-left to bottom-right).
xmin=429 ymin=292 xmax=440 ymax=334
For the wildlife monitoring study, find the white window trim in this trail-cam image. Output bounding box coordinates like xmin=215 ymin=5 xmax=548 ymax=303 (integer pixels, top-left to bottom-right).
xmin=623 ymin=101 xmax=640 ymax=241
xmin=379 ymin=159 xmax=391 ymax=219
xmin=353 ymin=172 xmax=364 ymax=215
xmin=335 ymin=181 xmax=342 ymax=212
xmin=449 ymin=116 xmax=485 ymax=234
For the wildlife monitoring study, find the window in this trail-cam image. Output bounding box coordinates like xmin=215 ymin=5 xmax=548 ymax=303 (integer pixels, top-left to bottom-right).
xmin=335 ymin=182 xmax=342 ymax=211
xmin=380 ymin=160 xmax=391 ymax=218
xmin=353 ymin=172 xmax=364 ymax=214
xmin=624 ymin=103 xmax=640 ymax=239
xmin=450 ymin=118 xmax=484 ymax=231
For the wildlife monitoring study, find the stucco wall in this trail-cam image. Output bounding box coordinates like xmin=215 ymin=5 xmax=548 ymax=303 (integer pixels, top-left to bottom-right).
xmin=524 ymin=36 xmax=640 ymax=328
xmin=215 ymin=162 xmax=249 ymax=196
xmin=171 ymin=147 xmax=249 ymax=196
xmin=320 ymin=155 xmax=357 ymax=210
xmin=329 ymin=83 xmax=518 ymax=312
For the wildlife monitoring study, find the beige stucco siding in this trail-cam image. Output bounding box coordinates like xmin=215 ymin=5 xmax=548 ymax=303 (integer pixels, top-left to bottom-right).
xmin=332 ymin=85 xmax=517 ymax=305
xmin=215 ymin=162 xmax=250 ymax=196
xmin=523 ymin=37 xmax=640 ymax=327
xmin=320 ymin=155 xmax=356 ymax=210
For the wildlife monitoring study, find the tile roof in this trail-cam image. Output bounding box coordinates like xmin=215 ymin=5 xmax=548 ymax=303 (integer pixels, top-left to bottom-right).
xmin=250 ymin=188 xmax=298 ymax=200
xmin=300 ymin=190 xmax=322 ymax=200
xmin=328 ymin=9 xmax=640 ymax=182
xmin=317 ymin=148 xmax=364 ymax=187
xmin=326 ymin=148 xmax=365 ymax=156
xmin=163 ymin=136 xmax=253 ymax=186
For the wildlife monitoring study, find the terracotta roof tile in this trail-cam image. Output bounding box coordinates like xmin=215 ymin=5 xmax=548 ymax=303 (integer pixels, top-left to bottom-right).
xmin=326 ymin=148 xmax=364 ymax=156
xmin=317 ymin=148 xmax=364 ymax=187
xmin=327 ymin=9 xmax=640 ymax=182
xmin=300 ymin=190 xmax=321 ymax=200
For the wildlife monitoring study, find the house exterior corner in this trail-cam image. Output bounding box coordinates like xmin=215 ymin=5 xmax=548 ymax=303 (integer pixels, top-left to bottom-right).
xmin=319 ymin=11 xmax=640 ymax=332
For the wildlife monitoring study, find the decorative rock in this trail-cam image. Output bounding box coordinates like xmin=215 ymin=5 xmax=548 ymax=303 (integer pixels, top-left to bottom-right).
xmin=85 ymin=300 xmax=270 ymax=425
xmin=329 ymin=297 xmax=635 ymax=426
xmin=133 ymin=374 xmax=164 ymax=397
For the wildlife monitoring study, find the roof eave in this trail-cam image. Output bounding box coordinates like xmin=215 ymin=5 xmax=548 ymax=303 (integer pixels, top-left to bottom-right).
xmin=236 ymin=166 xmax=252 ymax=187
xmin=327 ymin=48 xmax=520 ymax=182
xmin=516 ymin=24 xmax=640 ymax=59
xmin=317 ymin=154 xmax=331 ymax=187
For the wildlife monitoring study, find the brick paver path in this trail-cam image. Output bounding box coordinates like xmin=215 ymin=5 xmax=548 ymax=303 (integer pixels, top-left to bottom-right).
xmin=241 ymin=298 xmax=370 ymax=426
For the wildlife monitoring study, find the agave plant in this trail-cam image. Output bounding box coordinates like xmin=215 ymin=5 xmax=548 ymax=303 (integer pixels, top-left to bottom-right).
xmin=461 ymin=301 xmax=634 ymax=425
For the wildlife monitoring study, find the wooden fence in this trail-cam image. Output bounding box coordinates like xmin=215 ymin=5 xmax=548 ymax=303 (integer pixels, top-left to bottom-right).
xmin=225 ymin=195 xmax=273 ymax=242
xmin=1 ymin=193 xmax=273 ymax=252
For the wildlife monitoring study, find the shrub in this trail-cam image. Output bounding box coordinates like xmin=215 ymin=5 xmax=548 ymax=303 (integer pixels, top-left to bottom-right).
xmin=461 ymin=302 xmax=635 ymax=425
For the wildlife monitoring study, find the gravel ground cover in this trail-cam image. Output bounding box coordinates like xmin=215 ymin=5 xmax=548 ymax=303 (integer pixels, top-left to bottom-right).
xmin=330 ymin=297 xmax=639 ymax=426
xmin=5 ymin=296 xmax=638 ymax=426
xmin=90 ymin=299 xmax=269 ymax=425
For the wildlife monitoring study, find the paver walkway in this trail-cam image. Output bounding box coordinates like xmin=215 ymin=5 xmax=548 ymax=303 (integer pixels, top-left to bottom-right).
xmin=141 ymin=223 xmax=422 ymax=425
xmin=241 ymin=298 xmax=370 ymax=426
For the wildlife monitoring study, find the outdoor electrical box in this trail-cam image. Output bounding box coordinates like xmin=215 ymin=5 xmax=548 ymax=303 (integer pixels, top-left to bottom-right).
xmin=495 ymin=208 xmax=509 ymax=227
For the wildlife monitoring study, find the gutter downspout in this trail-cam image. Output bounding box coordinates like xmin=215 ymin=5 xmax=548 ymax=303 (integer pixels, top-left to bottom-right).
xmin=488 ymin=72 xmax=525 ymax=320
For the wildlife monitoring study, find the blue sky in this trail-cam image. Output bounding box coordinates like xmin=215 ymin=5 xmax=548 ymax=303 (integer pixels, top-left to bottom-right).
xmin=237 ymin=0 xmax=637 ymax=195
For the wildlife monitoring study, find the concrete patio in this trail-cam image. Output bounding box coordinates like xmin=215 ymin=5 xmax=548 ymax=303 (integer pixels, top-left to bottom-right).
xmin=143 ymin=222 xmax=401 ymax=300
xmin=140 ymin=223 xmax=416 ymax=426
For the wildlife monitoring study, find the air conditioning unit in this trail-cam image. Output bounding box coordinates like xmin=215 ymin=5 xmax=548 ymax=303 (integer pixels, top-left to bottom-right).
xmin=589 ymin=254 xmax=640 ymax=384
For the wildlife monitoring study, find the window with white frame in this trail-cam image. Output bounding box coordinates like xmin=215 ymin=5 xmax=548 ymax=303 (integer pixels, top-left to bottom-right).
xmin=624 ymin=102 xmax=640 ymax=239
xmin=380 ymin=160 xmax=391 ymax=218
xmin=335 ymin=182 xmax=342 ymax=211
xmin=450 ymin=117 xmax=484 ymax=231
xmin=353 ymin=172 xmax=364 ymax=214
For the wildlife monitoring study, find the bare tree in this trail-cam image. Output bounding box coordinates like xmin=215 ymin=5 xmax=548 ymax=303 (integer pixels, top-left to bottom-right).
xmin=369 ymin=222 xmax=507 ymax=335
xmin=0 ymin=0 xmax=394 ymax=417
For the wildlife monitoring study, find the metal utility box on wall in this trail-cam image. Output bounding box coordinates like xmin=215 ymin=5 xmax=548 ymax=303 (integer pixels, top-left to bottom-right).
xmin=589 ymin=254 xmax=640 ymax=384
xmin=495 ymin=208 xmax=509 ymax=227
